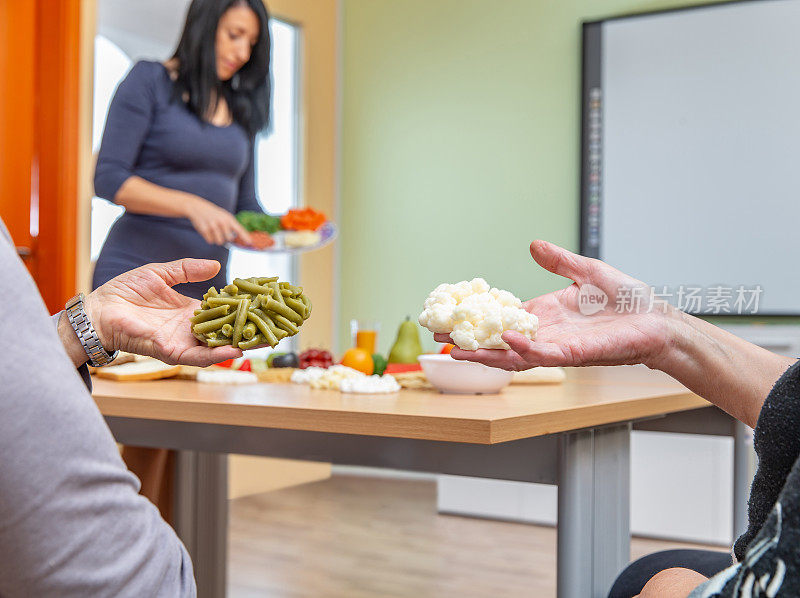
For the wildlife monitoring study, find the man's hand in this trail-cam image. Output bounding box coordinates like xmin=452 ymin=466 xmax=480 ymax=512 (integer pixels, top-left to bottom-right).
xmin=84 ymin=259 xmax=242 ymax=367
xmin=435 ymin=240 xmax=681 ymax=371
xmin=635 ymin=567 xmax=708 ymax=597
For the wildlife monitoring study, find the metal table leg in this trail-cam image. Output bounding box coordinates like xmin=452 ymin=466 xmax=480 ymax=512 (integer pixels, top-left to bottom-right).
xmin=557 ymin=424 xmax=631 ymax=598
xmin=173 ymin=451 xmax=229 ymax=598
xmin=733 ymin=421 xmax=756 ymax=540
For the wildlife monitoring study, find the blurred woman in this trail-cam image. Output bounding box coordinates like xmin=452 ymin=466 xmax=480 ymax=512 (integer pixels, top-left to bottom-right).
xmin=93 ymin=0 xmax=272 ymax=298
xmin=92 ymin=0 xmax=272 ymax=519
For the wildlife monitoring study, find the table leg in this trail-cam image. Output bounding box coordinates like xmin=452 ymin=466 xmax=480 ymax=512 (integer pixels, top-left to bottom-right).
xmin=557 ymin=424 xmax=631 ymax=598
xmin=173 ymin=451 xmax=229 ymax=598
xmin=733 ymin=421 xmax=756 ymax=540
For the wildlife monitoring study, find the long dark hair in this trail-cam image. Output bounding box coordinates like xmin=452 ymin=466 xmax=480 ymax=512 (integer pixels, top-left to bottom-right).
xmin=171 ymin=0 xmax=271 ymax=137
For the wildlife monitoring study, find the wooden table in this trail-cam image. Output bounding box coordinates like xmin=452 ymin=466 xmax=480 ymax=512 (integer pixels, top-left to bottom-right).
xmin=93 ymin=365 xmax=747 ymax=598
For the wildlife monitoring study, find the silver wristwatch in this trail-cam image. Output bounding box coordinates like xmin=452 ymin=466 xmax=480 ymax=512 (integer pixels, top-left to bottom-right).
xmin=65 ymin=293 xmax=118 ymax=367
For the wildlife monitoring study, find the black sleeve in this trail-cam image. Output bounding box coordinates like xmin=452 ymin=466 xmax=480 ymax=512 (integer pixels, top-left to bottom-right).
xmin=734 ymin=359 xmax=800 ymax=560
xmin=689 ymin=360 xmax=800 ymax=597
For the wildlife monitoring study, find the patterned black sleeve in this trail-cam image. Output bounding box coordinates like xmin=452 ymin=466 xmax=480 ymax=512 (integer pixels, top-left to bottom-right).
xmin=690 ymin=360 xmax=800 ymax=597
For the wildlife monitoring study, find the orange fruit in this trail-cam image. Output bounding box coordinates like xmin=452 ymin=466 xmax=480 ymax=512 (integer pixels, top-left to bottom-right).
xmin=341 ymin=347 xmax=374 ymax=375
xmin=440 ymin=344 xmax=455 ymax=354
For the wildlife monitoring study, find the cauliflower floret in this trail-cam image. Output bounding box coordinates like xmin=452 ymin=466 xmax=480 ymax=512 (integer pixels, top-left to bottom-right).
xmin=452 ymin=293 xmax=493 ymax=326
xmin=490 ymin=288 xmax=522 ymax=308
xmin=451 ymin=321 xmax=479 ymax=351
xmin=419 ymin=278 xmax=538 ymax=351
xmin=474 ymin=313 xmax=506 ymax=349
xmin=419 ymin=290 xmax=457 ymax=333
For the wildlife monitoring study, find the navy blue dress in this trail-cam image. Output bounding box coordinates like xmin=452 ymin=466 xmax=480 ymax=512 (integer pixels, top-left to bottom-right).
xmin=93 ymin=61 xmax=262 ymax=299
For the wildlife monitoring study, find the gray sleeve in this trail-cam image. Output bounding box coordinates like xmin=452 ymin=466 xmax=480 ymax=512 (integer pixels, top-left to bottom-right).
xmin=51 ymin=312 xmax=92 ymax=390
xmin=0 ymin=228 xmax=196 ymax=597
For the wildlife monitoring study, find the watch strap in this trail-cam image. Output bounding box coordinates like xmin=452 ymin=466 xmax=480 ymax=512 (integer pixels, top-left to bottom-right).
xmin=65 ymin=293 xmax=118 ymax=367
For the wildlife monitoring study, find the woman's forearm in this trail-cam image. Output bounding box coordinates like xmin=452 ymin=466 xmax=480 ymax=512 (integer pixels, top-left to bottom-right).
xmin=653 ymin=309 xmax=795 ymax=427
xmin=113 ymin=176 xmax=250 ymax=246
xmin=114 ymin=176 xmax=198 ymax=218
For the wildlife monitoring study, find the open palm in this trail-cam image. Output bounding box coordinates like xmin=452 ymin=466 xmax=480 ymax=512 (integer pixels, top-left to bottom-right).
xmin=87 ymin=259 xmax=241 ymax=367
xmin=436 ymin=241 xmax=677 ymax=371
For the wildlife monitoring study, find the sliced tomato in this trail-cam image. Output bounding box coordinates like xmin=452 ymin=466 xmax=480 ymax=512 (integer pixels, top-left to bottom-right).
xmin=216 ymin=358 xmax=236 ymax=368
xmin=249 ymin=231 xmax=275 ymax=250
xmin=238 ymin=360 xmax=252 ymax=372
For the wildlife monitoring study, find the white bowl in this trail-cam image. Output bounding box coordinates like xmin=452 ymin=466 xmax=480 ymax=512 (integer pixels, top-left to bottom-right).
xmin=418 ymin=354 xmax=513 ymax=395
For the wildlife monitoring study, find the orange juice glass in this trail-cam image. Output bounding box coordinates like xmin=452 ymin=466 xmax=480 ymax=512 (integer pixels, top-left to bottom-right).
xmin=350 ymin=320 xmax=380 ymax=354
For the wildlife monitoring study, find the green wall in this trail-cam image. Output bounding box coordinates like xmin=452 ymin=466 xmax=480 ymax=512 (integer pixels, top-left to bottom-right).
xmin=338 ymin=0 xmax=724 ymax=354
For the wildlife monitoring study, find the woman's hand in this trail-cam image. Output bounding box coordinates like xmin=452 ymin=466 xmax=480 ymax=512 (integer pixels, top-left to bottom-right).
xmin=435 ymin=240 xmax=682 ymax=371
xmin=84 ymin=259 xmax=242 ymax=367
xmin=434 ymin=240 xmax=795 ymax=426
xmin=185 ymin=195 xmax=253 ymax=247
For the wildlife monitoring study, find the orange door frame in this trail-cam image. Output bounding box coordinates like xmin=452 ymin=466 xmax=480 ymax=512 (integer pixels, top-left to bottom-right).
xmin=0 ymin=0 xmax=84 ymax=311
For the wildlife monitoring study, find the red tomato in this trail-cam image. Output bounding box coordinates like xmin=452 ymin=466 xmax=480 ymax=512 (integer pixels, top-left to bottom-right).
xmin=238 ymin=360 xmax=252 ymax=372
xmin=216 ymin=358 xmax=235 ymax=368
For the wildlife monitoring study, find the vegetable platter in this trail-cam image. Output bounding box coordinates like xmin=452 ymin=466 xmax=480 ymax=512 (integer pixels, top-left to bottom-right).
xmin=232 ymin=208 xmax=337 ymax=255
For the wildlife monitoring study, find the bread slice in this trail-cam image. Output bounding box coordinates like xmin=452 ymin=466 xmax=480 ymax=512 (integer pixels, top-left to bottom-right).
xmin=93 ymin=359 xmax=181 ymax=381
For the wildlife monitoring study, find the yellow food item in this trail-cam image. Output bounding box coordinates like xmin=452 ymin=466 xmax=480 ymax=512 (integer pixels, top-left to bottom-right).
xmin=283 ymin=230 xmax=321 ymax=248
xmin=340 ymin=348 xmax=374 ymax=375
xmin=392 ymin=371 xmax=434 ymax=390
xmin=256 ymin=368 xmax=296 ymax=383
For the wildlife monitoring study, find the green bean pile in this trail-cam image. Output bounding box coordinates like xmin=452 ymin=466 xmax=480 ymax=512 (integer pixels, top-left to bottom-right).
xmin=191 ymin=277 xmax=312 ymax=349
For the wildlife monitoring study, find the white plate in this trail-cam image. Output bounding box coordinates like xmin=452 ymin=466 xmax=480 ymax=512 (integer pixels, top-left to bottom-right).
xmin=232 ymin=222 xmax=338 ymax=255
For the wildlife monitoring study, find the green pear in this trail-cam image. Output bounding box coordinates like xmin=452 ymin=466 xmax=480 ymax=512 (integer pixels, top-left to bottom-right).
xmin=387 ymin=316 xmax=424 ymax=364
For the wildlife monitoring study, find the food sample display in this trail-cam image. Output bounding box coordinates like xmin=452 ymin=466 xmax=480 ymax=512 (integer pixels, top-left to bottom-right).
xmin=233 ymin=208 xmax=333 ymax=252
xmin=291 ymin=365 xmax=400 ymax=394
xmin=418 ymin=278 xmax=538 ymax=351
xmin=191 ymin=277 xmax=312 ymax=349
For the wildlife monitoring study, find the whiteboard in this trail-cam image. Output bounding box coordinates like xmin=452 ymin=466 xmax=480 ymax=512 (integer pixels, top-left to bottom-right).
xmin=589 ymin=0 xmax=800 ymax=315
